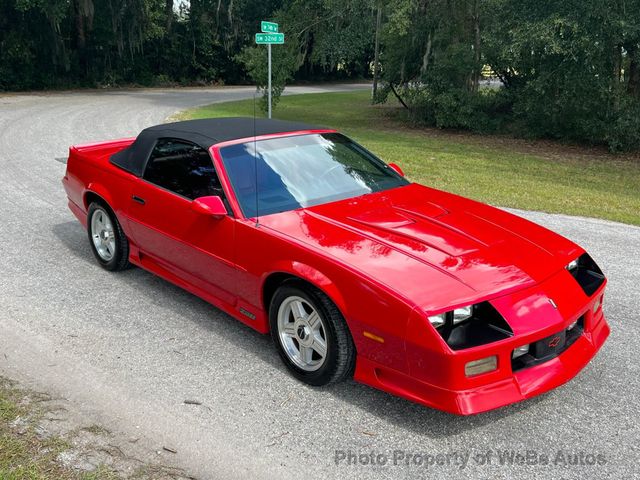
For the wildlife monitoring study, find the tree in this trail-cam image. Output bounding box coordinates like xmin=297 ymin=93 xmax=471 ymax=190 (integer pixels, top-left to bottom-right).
xmin=369 ymin=0 xmax=640 ymax=150
xmin=237 ymin=41 xmax=299 ymax=113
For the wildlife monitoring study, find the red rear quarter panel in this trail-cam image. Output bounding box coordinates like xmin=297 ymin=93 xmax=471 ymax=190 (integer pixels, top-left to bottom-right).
xmin=63 ymin=138 xmax=136 ymax=230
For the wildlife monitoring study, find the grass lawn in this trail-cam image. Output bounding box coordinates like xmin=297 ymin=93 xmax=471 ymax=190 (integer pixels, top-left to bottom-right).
xmin=0 ymin=379 xmax=83 ymax=479
xmin=0 ymin=378 xmax=177 ymax=479
xmin=180 ymin=89 xmax=640 ymax=226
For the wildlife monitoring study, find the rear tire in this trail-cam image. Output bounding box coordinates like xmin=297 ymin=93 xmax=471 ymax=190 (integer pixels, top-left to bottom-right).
xmin=87 ymin=202 xmax=130 ymax=271
xmin=269 ymin=281 xmax=355 ymax=386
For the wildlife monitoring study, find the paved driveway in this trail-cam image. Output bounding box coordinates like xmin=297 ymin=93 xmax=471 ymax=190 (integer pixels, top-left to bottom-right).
xmin=0 ymin=85 xmax=637 ymax=479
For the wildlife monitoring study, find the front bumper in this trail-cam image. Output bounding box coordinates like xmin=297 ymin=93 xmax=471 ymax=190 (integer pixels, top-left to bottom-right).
xmin=353 ymin=270 xmax=609 ymax=415
xmin=355 ymin=311 xmax=608 ymax=415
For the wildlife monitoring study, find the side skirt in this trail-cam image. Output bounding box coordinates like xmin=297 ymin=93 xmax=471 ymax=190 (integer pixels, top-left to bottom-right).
xmin=128 ymin=247 xmax=269 ymax=334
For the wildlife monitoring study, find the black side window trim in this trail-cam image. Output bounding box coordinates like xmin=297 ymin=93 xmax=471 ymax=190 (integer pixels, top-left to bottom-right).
xmin=142 ymin=137 xmax=205 ymax=182
xmin=142 ymin=137 xmax=224 ymax=200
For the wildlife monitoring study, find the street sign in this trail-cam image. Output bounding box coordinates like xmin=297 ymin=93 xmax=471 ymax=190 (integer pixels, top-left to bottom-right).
xmin=256 ymin=21 xmax=285 ymax=119
xmin=261 ymin=21 xmax=278 ymax=33
xmin=255 ymin=33 xmax=284 ymax=44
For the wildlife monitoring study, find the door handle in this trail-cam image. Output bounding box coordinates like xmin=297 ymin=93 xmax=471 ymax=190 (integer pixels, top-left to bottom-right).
xmin=132 ymin=195 xmax=146 ymax=205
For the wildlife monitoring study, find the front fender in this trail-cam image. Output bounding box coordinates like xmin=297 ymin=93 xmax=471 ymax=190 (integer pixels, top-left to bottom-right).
xmin=263 ymin=261 xmax=348 ymax=318
xmin=261 ymin=260 xmax=411 ymax=374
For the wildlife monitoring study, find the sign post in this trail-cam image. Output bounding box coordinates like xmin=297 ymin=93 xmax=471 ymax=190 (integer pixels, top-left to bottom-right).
xmin=268 ymin=43 xmax=272 ymax=119
xmin=255 ymin=23 xmax=284 ymax=119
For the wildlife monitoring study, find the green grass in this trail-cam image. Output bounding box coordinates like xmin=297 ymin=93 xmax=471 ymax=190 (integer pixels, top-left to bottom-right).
xmin=0 ymin=378 xmax=116 ymax=480
xmin=0 ymin=379 xmax=72 ymax=479
xmin=1 ymin=378 xmax=194 ymax=479
xmin=180 ymin=89 xmax=640 ymax=226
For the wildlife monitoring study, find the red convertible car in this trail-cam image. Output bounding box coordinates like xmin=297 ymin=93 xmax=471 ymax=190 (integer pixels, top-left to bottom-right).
xmin=62 ymin=118 xmax=609 ymax=415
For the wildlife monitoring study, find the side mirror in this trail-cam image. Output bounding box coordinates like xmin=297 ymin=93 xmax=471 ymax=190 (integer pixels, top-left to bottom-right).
xmin=388 ymin=163 xmax=405 ymax=177
xmin=191 ymin=196 xmax=227 ymax=219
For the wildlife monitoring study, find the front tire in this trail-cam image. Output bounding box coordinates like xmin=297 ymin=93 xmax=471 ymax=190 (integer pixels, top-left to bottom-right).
xmin=87 ymin=202 xmax=130 ymax=271
xmin=269 ymin=282 xmax=355 ymax=386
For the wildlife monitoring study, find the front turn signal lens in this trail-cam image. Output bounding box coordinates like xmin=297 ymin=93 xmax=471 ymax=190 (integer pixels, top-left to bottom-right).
xmin=593 ymin=295 xmax=603 ymax=314
xmin=465 ymin=356 xmax=498 ymax=377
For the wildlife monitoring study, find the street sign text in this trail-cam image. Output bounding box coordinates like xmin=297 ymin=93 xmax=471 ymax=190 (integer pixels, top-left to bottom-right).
xmin=261 ymin=21 xmax=278 ymax=33
xmin=255 ymin=33 xmax=284 ymax=44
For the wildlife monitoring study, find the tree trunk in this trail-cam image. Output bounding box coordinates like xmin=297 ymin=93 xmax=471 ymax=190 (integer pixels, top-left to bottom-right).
xmin=627 ymin=44 xmax=640 ymax=98
xmin=390 ymin=83 xmax=409 ymax=109
xmin=613 ymin=43 xmax=622 ymax=84
xmin=73 ymin=0 xmax=94 ymax=76
xmin=372 ymin=3 xmax=382 ymax=101
xmin=420 ymin=31 xmax=432 ymax=76
xmin=166 ymin=0 xmax=173 ymax=32
xmin=74 ymin=0 xmax=87 ymax=76
xmin=471 ymin=0 xmax=481 ymax=92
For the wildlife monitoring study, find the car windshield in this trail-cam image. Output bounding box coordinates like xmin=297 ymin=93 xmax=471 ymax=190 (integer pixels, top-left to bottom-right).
xmin=219 ymin=133 xmax=409 ymax=217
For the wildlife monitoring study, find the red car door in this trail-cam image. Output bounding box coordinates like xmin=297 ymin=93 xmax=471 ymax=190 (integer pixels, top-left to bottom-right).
xmin=126 ymin=138 xmax=238 ymax=306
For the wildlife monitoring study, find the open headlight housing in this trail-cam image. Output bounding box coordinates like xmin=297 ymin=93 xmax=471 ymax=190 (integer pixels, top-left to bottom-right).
xmin=566 ymin=253 xmax=605 ymax=296
xmin=428 ymin=302 xmax=513 ymax=351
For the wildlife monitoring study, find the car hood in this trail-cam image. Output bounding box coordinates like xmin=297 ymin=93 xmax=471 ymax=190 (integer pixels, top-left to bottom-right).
xmin=259 ymin=183 xmax=583 ymax=311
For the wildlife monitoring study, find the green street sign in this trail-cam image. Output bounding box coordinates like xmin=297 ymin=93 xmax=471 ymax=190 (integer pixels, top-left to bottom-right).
xmin=255 ymin=33 xmax=284 ymax=44
xmin=261 ymin=21 xmax=278 ymax=33
xmin=256 ymin=22 xmax=284 ymax=119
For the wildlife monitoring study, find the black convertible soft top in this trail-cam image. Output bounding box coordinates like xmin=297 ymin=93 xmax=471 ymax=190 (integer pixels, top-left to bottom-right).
xmin=110 ymin=117 xmax=321 ymax=177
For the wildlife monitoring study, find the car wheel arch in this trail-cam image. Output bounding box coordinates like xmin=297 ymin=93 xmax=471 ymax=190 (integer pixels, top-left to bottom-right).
xmin=84 ymin=184 xmax=114 ymax=212
xmin=84 ymin=189 xmax=132 ymax=245
xmin=261 ymin=265 xmax=348 ymax=323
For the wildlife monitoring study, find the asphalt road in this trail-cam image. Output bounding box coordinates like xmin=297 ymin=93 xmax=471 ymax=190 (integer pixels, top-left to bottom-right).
xmin=0 ymin=85 xmax=638 ymax=480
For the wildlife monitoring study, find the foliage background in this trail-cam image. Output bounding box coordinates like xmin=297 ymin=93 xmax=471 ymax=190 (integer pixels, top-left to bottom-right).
xmin=1 ymin=0 xmax=640 ymax=150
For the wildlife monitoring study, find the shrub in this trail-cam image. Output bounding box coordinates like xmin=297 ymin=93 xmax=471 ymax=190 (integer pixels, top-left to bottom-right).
xmin=401 ymin=86 xmax=511 ymax=134
xmin=605 ymin=99 xmax=640 ymax=152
